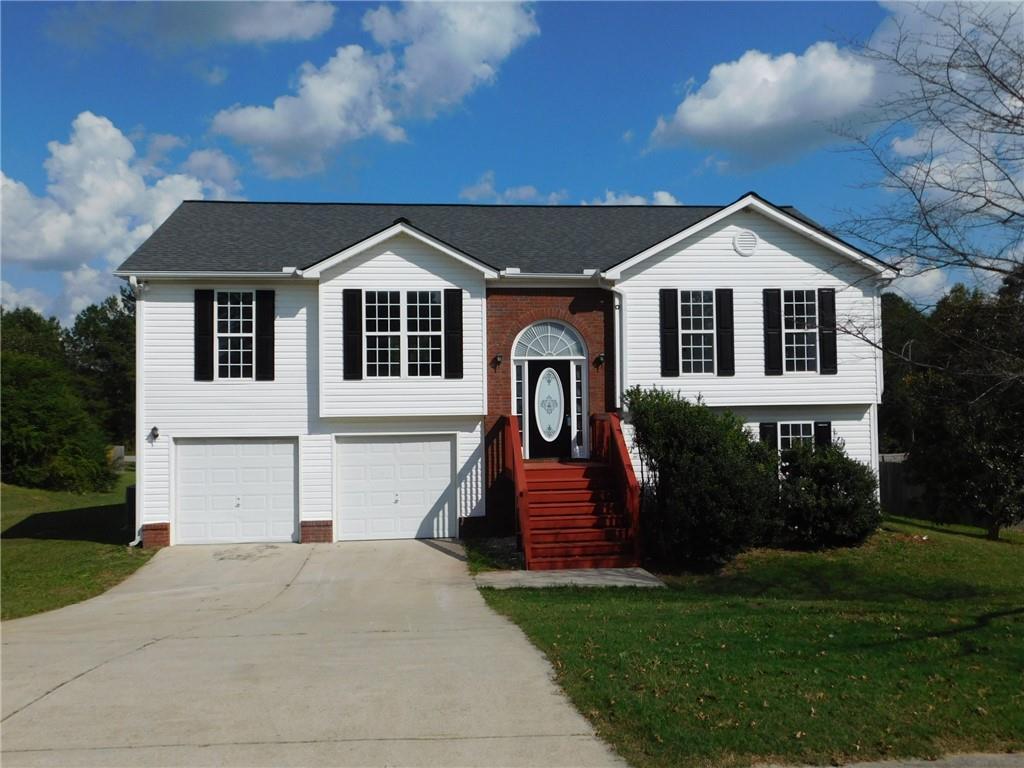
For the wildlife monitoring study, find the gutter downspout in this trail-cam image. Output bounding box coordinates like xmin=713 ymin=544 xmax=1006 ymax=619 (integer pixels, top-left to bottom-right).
xmin=609 ymin=285 xmax=626 ymax=411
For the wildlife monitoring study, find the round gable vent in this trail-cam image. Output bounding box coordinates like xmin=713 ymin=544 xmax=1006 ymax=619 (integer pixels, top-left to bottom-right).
xmin=733 ymin=229 xmax=758 ymax=257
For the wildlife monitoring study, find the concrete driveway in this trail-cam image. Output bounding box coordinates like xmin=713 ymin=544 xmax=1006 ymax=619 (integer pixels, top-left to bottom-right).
xmin=1 ymin=541 xmax=623 ymax=767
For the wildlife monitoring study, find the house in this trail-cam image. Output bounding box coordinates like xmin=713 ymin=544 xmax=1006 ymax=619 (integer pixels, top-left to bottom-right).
xmin=116 ymin=192 xmax=897 ymax=568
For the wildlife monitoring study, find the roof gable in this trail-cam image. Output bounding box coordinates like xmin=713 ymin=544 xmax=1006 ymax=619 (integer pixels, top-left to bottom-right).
xmin=299 ymin=220 xmax=498 ymax=279
xmin=603 ymin=193 xmax=898 ymax=279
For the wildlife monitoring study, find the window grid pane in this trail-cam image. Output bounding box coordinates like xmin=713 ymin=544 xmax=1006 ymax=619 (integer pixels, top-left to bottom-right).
xmin=216 ymin=291 xmax=254 ymax=379
xmin=365 ymin=291 xmax=401 ymax=377
xmin=574 ymin=363 xmax=584 ymax=447
xmin=406 ymin=291 xmax=442 ymax=377
xmin=779 ymin=422 xmax=814 ymax=450
xmin=679 ymin=290 xmax=715 ymax=374
xmin=783 ymin=290 xmax=818 ymax=372
xmin=514 ymin=363 xmax=525 ymax=449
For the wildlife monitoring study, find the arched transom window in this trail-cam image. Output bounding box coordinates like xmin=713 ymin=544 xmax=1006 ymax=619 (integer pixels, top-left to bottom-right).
xmin=514 ymin=321 xmax=585 ymax=358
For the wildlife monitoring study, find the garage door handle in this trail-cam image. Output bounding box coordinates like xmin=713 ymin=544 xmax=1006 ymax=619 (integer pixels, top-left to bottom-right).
xmin=394 ymin=493 xmax=399 ymax=504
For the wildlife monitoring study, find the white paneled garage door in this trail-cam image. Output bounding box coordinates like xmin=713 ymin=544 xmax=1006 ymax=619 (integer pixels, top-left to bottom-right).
xmin=176 ymin=439 xmax=297 ymax=545
xmin=336 ymin=435 xmax=454 ymax=540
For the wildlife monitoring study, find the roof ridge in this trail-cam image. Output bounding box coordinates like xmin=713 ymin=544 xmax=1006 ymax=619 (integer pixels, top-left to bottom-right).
xmin=179 ymin=199 xmax=774 ymax=209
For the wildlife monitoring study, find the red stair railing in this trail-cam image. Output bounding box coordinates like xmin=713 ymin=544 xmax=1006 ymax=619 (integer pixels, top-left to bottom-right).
xmin=591 ymin=413 xmax=642 ymax=563
xmin=502 ymin=415 xmax=533 ymax=569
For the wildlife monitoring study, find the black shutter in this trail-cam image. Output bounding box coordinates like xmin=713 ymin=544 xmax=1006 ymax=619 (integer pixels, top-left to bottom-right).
xmin=443 ymin=288 xmax=463 ymax=379
xmin=814 ymin=421 xmax=832 ymax=449
xmin=254 ymin=290 xmax=275 ymax=381
xmin=659 ymin=288 xmax=679 ymax=377
xmin=759 ymin=422 xmax=778 ymax=449
xmin=763 ymin=288 xmax=783 ymax=376
xmin=194 ymin=289 xmax=214 ymax=381
xmin=715 ymin=288 xmax=734 ymax=376
xmin=342 ymin=288 xmax=362 ymax=380
xmin=818 ymin=288 xmax=837 ymax=375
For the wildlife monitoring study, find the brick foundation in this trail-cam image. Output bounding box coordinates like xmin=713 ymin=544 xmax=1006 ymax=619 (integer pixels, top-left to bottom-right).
xmin=300 ymin=520 xmax=333 ymax=543
xmin=141 ymin=522 xmax=170 ymax=549
xmin=484 ymin=288 xmax=618 ymax=533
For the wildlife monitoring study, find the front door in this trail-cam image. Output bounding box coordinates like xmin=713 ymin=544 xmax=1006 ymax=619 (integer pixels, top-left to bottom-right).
xmin=527 ymin=360 xmax=571 ymax=459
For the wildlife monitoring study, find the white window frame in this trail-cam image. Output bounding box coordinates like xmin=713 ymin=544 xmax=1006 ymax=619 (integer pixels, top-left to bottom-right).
xmin=678 ymin=289 xmax=716 ymax=375
xmin=362 ymin=289 xmax=445 ymax=380
xmin=215 ymin=290 xmax=255 ymax=381
xmin=782 ymin=289 xmax=819 ymax=374
xmin=778 ymin=421 xmax=814 ymax=450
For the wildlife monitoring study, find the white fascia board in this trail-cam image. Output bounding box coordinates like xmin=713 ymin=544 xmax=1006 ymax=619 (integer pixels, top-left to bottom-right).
xmin=301 ymin=222 xmax=498 ymax=279
xmin=113 ymin=270 xmax=298 ymax=279
xmin=602 ymin=195 xmax=898 ymax=280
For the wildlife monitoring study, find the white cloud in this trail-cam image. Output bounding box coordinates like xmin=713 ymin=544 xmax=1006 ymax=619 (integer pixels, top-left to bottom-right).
xmin=214 ymin=2 xmax=538 ymax=177
xmin=61 ymin=264 xmax=117 ymax=320
xmin=182 ymin=149 xmax=243 ymax=198
xmin=622 ymin=129 xmax=634 ymax=144
xmin=459 ymin=171 xmax=567 ymax=205
xmin=197 ymin=65 xmax=228 ymax=86
xmin=651 ymin=41 xmax=876 ymax=161
xmin=363 ymin=2 xmax=538 ymax=116
xmin=1 ymin=281 xmax=52 ymax=315
xmin=1 ymin=112 xmax=245 ymax=322
xmin=887 ymin=263 xmax=950 ymax=306
xmin=585 ymin=190 xmax=681 ymax=206
xmin=50 ymin=2 xmax=335 ymax=47
xmin=212 ymin=45 xmax=404 ymax=177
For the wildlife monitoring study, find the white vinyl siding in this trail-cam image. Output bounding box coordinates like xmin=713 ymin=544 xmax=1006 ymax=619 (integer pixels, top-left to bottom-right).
xmin=733 ymin=404 xmax=875 ymax=468
xmin=136 ymin=278 xmax=485 ymax=531
xmin=319 ymin=233 xmax=486 ymax=418
xmin=617 ymin=210 xmax=882 ymax=407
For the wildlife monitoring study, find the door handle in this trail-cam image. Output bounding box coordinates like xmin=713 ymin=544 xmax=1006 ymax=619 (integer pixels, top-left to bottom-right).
xmin=565 ymin=414 xmax=571 ymax=428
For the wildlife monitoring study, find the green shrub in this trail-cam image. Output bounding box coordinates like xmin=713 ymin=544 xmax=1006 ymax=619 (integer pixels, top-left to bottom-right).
xmin=1 ymin=351 xmax=115 ymax=492
xmin=624 ymin=387 xmax=778 ymax=569
xmin=778 ymin=442 xmax=881 ymax=548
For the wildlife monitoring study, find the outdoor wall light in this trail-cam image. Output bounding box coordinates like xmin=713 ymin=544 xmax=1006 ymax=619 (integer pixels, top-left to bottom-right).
xmin=148 ymin=426 xmax=159 ymax=441
xmin=594 ymin=352 xmax=606 ymax=367
xmin=493 ymin=354 xmax=504 ymax=367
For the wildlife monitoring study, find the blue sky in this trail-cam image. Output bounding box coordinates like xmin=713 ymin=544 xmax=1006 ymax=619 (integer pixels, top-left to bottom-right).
xmin=2 ymin=1 xmax=922 ymax=321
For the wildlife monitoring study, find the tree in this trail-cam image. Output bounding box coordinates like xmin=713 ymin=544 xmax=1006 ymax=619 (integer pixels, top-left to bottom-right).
xmin=0 ymin=306 xmax=66 ymax=362
xmin=878 ymin=293 xmax=929 ymax=451
xmin=1 ymin=351 xmax=116 ymax=492
xmin=64 ymin=287 xmax=136 ymax=444
xmin=840 ymin=2 xmax=1023 ymax=283
xmin=904 ymin=281 xmax=1024 ymax=539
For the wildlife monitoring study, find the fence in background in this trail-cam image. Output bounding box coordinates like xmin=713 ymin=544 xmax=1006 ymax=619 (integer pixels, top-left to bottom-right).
xmin=878 ymin=453 xmax=925 ymax=517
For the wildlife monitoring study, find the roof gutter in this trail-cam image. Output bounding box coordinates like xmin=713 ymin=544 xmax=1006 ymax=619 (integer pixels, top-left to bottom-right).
xmin=496 ymin=268 xmax=601 ymax=281
xmin=113 ymin=269 xmax=302 ymax=279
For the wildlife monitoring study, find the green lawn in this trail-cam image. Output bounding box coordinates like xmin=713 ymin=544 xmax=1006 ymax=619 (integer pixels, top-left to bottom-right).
xmin=482 ymin=517 xmax=1024 ymax=768
xmin=1 ymin=473 xmax=154 ymax=620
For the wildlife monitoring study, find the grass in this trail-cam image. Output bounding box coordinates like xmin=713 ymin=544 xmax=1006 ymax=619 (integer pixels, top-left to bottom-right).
xmin=1 ymin=472 xmax=154 ymax=620
xmin=482 ymin=517 xmax=1024 ymax=768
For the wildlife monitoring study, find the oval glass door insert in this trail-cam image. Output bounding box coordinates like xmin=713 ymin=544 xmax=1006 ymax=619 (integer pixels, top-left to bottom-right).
xmin=534 ymin=367 xmax=564 ymax=442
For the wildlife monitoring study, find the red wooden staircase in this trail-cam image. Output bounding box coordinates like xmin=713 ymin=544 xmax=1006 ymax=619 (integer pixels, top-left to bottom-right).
xmin=502 ymin=414 xmax=641 ymax=570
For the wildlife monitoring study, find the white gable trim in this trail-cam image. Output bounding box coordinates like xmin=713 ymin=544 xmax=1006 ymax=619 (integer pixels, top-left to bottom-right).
xmin=300 ymin=222 xmax=498 ymax=279
xmin=602 ymin=195 xmax=899 ymax=280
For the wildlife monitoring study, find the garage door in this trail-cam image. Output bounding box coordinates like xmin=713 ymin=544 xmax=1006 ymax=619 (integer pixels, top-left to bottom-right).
xmin=176 ymin=439 xmax=297 ymax=544
xmin=336 ymin=435 xmax=454 ymax=540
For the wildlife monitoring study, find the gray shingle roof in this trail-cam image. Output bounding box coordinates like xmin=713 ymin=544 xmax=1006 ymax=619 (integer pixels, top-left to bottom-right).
xmin=115 ymin=197 xmax=849 ymax=275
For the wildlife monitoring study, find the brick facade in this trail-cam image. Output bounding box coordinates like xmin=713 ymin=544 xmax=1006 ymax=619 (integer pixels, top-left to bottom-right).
xmin=300 ymin=520 xmax=333 ymax=543
xmin=141 ymin=522 xmax=170 ymax=549
xmin=473 ymin=287 xmax=617 ymax=536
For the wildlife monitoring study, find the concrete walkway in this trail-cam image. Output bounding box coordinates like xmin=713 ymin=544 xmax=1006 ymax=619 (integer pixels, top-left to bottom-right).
xmin=475 ymin=567 xmax=664 ymax=589
xmin=1 ymin=541 xmax=624 ymax=767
